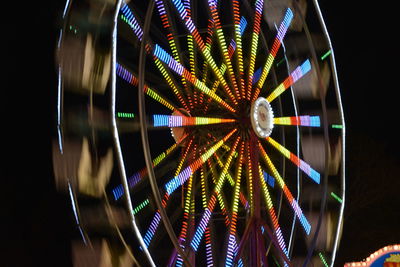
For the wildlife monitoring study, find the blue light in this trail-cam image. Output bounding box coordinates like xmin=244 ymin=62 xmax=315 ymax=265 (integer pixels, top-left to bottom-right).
xmin=300 ymin=59 xmax=312 ymax=75
xmin=310 ymin=116 xmax=321 ymax=127
xmin=239 ymin=16 xmax=247 ymax=35
xmin=263 ymin=171 xmax=275 ymax=188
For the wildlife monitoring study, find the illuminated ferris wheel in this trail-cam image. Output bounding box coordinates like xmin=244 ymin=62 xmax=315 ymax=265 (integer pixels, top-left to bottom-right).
xmin=54 ymin=0 xmax=345 ymax=266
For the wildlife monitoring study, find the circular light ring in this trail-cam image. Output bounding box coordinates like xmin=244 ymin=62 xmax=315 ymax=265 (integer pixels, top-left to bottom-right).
xmin=250 ymin=97 xmax=274 ymax=138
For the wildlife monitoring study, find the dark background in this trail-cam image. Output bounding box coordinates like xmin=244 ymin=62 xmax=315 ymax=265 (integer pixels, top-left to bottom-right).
xmin=3 ymin=0 xmax=399 ymax=266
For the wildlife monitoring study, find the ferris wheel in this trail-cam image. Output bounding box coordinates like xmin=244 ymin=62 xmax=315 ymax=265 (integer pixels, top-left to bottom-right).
xmin=54 ymin=0 xmax=345 ymax=266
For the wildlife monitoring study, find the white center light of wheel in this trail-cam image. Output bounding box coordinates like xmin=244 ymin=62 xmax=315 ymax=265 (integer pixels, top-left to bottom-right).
xmin=250 ymin=97 xmax=274 ymax=138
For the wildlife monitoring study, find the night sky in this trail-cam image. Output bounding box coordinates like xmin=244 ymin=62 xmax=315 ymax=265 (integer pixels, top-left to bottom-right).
xmin=3 ymin=0 xmax=399 ymax=266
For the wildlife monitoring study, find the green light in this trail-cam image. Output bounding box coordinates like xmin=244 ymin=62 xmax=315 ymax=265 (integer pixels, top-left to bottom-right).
xmin=330 ymin=192 xmax=343 ymax=203
xmin=117 ymin=112 xmax=135 ymax=118
xmin=318 ymin=252 xmax=329 ymax=267
xmin=132 ymin=199 xmax=150 ymax=215
xmin=331 ymin=124 xmax=343 ymax=129
xmin=321 ymin=50 xmax=332 ymax=61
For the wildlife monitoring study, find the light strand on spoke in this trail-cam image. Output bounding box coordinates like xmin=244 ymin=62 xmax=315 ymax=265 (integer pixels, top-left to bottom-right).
xmin=246 ymin=141 xmax=254 ymax=213
xmin=142 ymin=138 xmax=194 ymax=248
xmin=253 ymin=8 xmax=294 ymax=100
xmin=152 ymin=114 xmax=235 ymax=127
xmin=112 ymin=134 xmax=188 ymax=201
xmin=153 ymin=44 xmax=236 ymax=113
xmin=273 ymin=115 xmax=320 ymax=127
xmin=203 ymin=17 xmax=247 ymax=113
xmin=266 ymin=136 xmax=320 ymax=183
xmin=171 ymin=0 xmax=238 ymax=105
xmin=266 ymin=59 xmax=311 ymax=103
xmin=258 ymin=165 xmax=289 ymax=260
xmin=225 ymin=142 xmax=245 ymax=267
xmin=232 ymin=0 xmax=245 ymax=99
xmin=116 ymin=63 xmax=176 ymax=111
xmin=122 ymin=3 xmax=190 ymax=110
xmin=165 ymin=128 xmax=237 ymax=196
xmin=246 ymin=0 xmax=264 ymax=100
xmin=120 ymin=3 xmax=143 ymax=41
xmin=175 ymin=172 xmax=194 ymax=267
xmin=258 ymin=143 xmax=311 ymax=234
xmin=208 ymin=0 xmax=240 ymax=100
xmin=190 ymin=136 xmax=241 ymax=251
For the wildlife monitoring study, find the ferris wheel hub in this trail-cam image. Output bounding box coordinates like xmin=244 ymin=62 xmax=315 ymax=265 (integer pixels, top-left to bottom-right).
xmin=250 ymin=97 xmax=274 ymax=138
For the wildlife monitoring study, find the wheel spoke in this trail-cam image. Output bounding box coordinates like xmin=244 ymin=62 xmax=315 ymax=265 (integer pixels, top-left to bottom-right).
xmin=253 ymin=8 xmax=294 ymax=101
xmin=170 ymin=0 xmax=238 ymax=105
xmin=112 ymin=133 xmax=189 ymax=200
xmin=266 ymin=136 xmax=320 ymax=184
xmin=207 ymin=0 xmax=240 ymax=100
xmin=266 ymin=59 xmax=312 ymax=103
xmin=246 ymin=0 xmax=264 ymax=100
xmin=152 ymin=114 xmax=235 ymax=127
xmin=165 ymin=128 xmax=237 ymax=195
xmin=190 ymin=135 xmax=241 ymax=251
xmin=153 ymin=44 xmax=236 ymax=113
xmin=273 ymin=115 xmax=321 ymax=127
xmin=116 ymin=63 xmax=178 ymax=111
xmin=225 ymin=141 xmax=245 ymax=267
xmin=258 ymin=142 xmax=311 ymax=235
xmin=258 ymin=164 xmax=289 ymax=259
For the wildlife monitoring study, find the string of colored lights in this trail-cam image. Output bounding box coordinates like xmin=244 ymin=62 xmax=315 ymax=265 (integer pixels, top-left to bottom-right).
xmin=190 ymin=136 xmax=241 ymax=251
xmin=207 ymin=0 xmax=240 ymax=100
xmin=209 ymin=134 xmax=250 ymax=211
xmin=253 ymin=8 xmax=293 ymax=100
xmin=170 ymin=0 xmax=238 ymax=105
xmin=144 ymin=131 xmax=235 ymax=249
xmin=200 ymin=154 xmax=214 ymax=266
xmin=142 ymin=138 xmax=195 ymax=248
xmin=175 ymin=169 xmax=194 ymax=267
xmin=232 ymin=0 xmax=245 ymax=99
xmin=200 ymin=18 xmax=215 ymax=84
xmin=246 ymin=141 xmax=254 ymax=213
xmin=246 ymin=0 xmax=264 ymax=100
xmin=165 ymin=128 xmax=237 ymax=195
xmin=258 ymin=143 xmax=311 ymax=235
xmin=213 ymin=152 xmax=249 ymax=209
xmin=116 ymin=63 xmax=177 ymax=111
xmin=154 ymin=0 xmax=180 ymax=62
xmin=225 ymin=141 xmax=245 ymax=267
xmin=153 ymin=56 xmax=190 ymax=111
xmin=203 ymin=16 xmax=247 ymax=113
xmin=258 ymin=165 xmax=289 ymax=262
xmin=132 ymin=199 xmax=150 ymax=215
xmin=121 ymin=4 xmax=190 ymax=111
xmin=117 ymin=112 xmax=135 ymax=118
xmin=273 ymin=115 xmax=320 ymax=127
xmin=266 ymin=136 xmax=320 ymax=184
xmin=318 ymin=252 xmax=329 ymax=267
xmin=175 ymin=144 xmax=198 ymax=266
xmin=266 ymin=59 xmax=312 ymax=103
xmin=207 ymin=148 xmax=245 ymax=267
xmin=207 ymin=159 xmax=231 ymax=227
xmin=182 ymin=0 xmax=198 ymax=109
xmin=153 ymin=44 xmax=236 ymax=113
xmin=152 ymin=114 xmax=235 ymax=127
xmin=156 ymin=0 xmax=196 ymax=110
xmin=120 ymin=3 xmax=143 ymax=41
xmin=112 ymin=134 xmax=188 ymax=201
xmin=156 ymin=0 xmax=194 ymax=111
